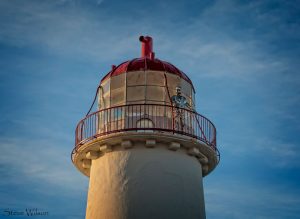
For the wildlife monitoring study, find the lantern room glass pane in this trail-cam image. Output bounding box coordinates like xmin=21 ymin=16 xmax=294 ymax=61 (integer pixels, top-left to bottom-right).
xmin=166 ymin=73 xmax=180 ymax=90
xmin=99 ymin=79 xmax=110 ymax=109
xmin=111 ymin=74 xmax=125 ymax=90
xmin=101 ymin=79 xmax=110 ymax=93
xmin=181 ymin=79 xmax=192 ymax=98
xmin=111 ymin=88 xmax=125 ymax=106
xmin=166 ymin=73 xmax=180 ymax=98
xmin=102 ymin=94 xmax=110 ymax=108
xmin=146 ymin=86 xmax=165 ymax=102
xmin=165 ymin=96 xmax=171 ymax=105
xmin=127 ymin=71 xmax=145 ymax=86
xmin=127 ymin=86 xmax=145 ymax=101
xmin=167 ymin=86 xmax=177 ymax=100
xmin=146 ymin=71 xmax=164 ymax=86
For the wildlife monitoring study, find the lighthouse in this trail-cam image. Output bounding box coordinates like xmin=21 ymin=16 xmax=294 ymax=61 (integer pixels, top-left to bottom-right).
xmin=71 ymin=36 xmax=219 ymax=219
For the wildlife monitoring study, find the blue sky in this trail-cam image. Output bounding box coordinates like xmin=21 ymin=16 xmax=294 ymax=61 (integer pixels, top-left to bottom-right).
xmin=0 ymin=0 xmax=300 ymax=218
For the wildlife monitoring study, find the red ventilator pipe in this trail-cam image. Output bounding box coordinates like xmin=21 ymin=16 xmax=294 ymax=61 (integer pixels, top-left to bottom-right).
xmin=139 ymin=35 xmax=153 ymax=59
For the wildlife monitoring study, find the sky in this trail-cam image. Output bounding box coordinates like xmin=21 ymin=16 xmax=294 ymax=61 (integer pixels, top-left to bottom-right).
xmin=0 ymin=0 xmax=300 ymax=218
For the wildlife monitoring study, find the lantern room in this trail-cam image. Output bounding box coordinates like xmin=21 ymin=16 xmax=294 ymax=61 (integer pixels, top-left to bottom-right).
xmin=98 ymin=36 xmax=196 ymax=110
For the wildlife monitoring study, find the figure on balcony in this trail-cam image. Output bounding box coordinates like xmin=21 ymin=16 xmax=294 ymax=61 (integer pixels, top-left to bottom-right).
xmin=171 ymin=86 xmax=190 ymax=109
xmin=171 ymin=86 xmax=190 ymax=132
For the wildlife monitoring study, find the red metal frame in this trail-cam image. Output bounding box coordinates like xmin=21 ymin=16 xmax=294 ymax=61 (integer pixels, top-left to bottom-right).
xmin=72 ymin=103 xmax=218 ymax=162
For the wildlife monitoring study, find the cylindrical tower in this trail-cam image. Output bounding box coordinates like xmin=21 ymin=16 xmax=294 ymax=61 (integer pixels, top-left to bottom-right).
xmin=72 ymin=36 xmax=219 ymax=219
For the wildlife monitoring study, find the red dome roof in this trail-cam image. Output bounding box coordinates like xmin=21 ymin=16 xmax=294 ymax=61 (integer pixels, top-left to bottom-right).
xmin=101 ymin=57 xmax=194 ymax=90
xmin=101 ymin=36 xmax=194 ymax=91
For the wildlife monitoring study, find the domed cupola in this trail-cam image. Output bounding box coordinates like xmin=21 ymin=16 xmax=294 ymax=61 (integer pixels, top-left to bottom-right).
xmin=98 ymin=36 xmax=195 ymax=110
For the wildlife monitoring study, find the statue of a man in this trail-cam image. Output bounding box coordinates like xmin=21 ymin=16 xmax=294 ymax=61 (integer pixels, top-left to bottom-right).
xmin=171 ymin=86 xmax=190 ymax=108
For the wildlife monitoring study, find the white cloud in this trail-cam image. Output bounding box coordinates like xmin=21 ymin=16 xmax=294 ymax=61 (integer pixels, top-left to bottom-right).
xmin=0 ymin=1 xmax=138 ymax=62
xmin=0 ymin=137 xmax=87 ymax=191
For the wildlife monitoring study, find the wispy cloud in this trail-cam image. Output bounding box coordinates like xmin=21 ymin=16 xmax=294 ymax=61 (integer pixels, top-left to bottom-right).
xmin=0 ymin=1 xmax=138 ymax=62
xmin=0 ymin=137 xmax=87 ymax=191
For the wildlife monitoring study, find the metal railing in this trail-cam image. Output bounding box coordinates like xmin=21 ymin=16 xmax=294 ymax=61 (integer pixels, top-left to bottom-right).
xmin=73 ymin=104 xmax=218 ymax=160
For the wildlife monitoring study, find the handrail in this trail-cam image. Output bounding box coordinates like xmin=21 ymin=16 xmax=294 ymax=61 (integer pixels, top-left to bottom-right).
xmin=72 ymin=104 xmax=218 ymax=161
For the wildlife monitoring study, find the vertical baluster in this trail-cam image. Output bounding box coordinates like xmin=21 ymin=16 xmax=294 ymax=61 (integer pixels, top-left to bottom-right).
xmin=126 ymin=105 xmax=129 ymax=129
xmin=105 ymin=109 xmax=107 ymax=134
xmin=86 ymin=118 xmax=88 ymax=140
xmin=84 ymin=119 xmax=86 ymax=140
xmin=129 ymin=105 xmax=131 ymax=129
xmin=88 ymin=116 xmax=90 ymax=139
xmin=189 ymin=111 xmax=191 ymax=136
xmin=86 ymin=117 xmax=88 ymax=140
xmin=195 ymin=115 xmax=197 ymax=139
xmin=81 ymin=122 xmax=83 ymax=143
xmin=185 ymin=110 xmax=187 ymax=134
xmin=111 ymin=108 xmax=113 ymax=132
xmin=109 ymin=108 xmax=111 ymax=133
xmin=93 ymin=114 xmax=95 ymax=136
xmin=85 ymin=119 xmax=87 ymax=140
xmin=205 ymin=118 xmax=207 ymax=144
xmin=92 ymin=114 xmax=94 ymax=137
xmin=93 ymin=114 xmax=95 ymax=137
xmin=204 ymin=117 xmax=206 ymax=142
xmin=96 ymin=113 xmax=98 ymax=136
xmin=202 ymin=116 xmax=204 ymax=140
xmin=89 ymin=116 xmax=91 ymax=138
xmin=94 ymin=114 xmax=96 ymax=136
xmin=139 ymin=104 xmax=141 ymax=131
xmin=206 ymin=119 xmax=208 ymax=144
xmin=132 ymin=105 xmax=134 ymax=129
xmin=89 ymin=116 xmax=91 ymax=139
xmin=155 ymin=105 xmax=157 ymax=129
xmin=163 ymin=106 xmax=165 ymax=129
xmin=144 ymin=105 xmax=146 ymax=131
xmin=152 ymin=105 xmax=154 ymax=128
xmin=116 ymin=107 xmax=118 ymax=131
xmin=196 ymin=115 xmax=199 ymax=139
xmin=100 ymin=111 xmax=102 ymax=135
xmin=92 ymin=115 xmax=94 ymax=137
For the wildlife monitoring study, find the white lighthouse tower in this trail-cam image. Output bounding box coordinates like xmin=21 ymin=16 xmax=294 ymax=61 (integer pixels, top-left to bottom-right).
xmin=71 ymin=36 xmax=219 ymax=219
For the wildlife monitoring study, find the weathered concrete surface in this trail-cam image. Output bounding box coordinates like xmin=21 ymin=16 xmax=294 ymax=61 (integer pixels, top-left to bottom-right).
xmin=86 ymin=143 xmax=205 ymax=219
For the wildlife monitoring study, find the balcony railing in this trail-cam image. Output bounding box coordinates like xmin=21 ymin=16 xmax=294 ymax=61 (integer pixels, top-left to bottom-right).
xmin=73 ymin=104 xmax=218 ymax=161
